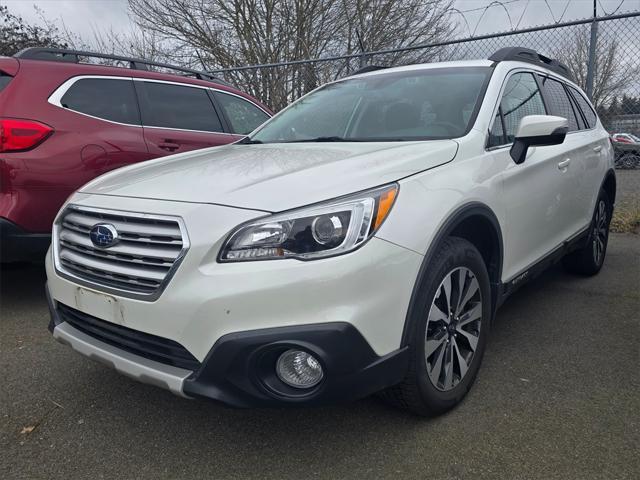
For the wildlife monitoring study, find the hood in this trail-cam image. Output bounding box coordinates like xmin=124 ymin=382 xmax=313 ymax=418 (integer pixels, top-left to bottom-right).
xmin=80 ymin=141 xmax=458 ymax=212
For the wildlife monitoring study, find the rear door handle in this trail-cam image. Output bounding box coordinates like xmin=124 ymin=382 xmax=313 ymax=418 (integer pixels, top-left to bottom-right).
xmin=557 ymin=158 xmax=571 ymax=170
xmin=158 ymin=142 xmax=180 ymax=152
xmin=593 ymin=145 xmax=603 ymax=153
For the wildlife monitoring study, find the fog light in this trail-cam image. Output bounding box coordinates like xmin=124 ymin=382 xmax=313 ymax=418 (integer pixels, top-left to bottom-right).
xmin=276 ymin=349 xmax=324 ymax=388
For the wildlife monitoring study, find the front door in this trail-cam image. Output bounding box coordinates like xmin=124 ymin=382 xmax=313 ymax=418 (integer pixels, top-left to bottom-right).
xmin=488 ymin=71 xmax=576 ymax=281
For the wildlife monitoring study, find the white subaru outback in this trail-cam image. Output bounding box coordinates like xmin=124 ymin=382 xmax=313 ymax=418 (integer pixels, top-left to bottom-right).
xmin=45 ymin=48 xmax=615 ymax=415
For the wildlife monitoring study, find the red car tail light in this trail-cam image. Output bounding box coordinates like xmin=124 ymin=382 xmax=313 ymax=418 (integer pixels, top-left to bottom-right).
xmin=0 ymin=119 xmax=53 ymax=153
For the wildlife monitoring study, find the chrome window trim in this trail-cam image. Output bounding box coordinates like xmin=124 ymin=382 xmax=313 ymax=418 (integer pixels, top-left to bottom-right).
xmin=47 ymin=74 xmax=269 ymax=133
xmin=53 ymin=204 xmax=190 ymax=302
xmin=48 ymin=75 xmax=145 ymax=128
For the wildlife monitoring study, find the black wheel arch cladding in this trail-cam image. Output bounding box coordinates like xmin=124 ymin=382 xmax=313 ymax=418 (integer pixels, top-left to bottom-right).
xmin=400 ymin=202 xmax=503 ymax=347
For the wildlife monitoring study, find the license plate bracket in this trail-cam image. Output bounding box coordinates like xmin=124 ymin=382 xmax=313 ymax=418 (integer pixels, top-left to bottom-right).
xmin=74 ymin=287 xmax=122 ymax=325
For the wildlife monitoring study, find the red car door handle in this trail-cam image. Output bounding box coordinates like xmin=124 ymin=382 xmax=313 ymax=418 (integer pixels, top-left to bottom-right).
xmin=158 ymin=142 xmax=180 ymax=152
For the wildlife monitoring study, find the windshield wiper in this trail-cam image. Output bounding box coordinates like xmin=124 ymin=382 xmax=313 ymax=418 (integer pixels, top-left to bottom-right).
xmin=284 ymin=136 xmax=362 ymax=143
xmin=237 ymin=136 xmax=263 ymax=144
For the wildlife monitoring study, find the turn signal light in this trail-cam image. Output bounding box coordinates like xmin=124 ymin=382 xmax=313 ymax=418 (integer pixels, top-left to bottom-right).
xmin=0 ymin=118 xmax=53 ymax=153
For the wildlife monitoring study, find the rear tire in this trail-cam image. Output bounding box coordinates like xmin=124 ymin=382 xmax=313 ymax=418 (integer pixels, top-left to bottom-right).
xmin=379 ymin=237 xmax=491 ymax=416
xmin=562 ymin=190 xmax=611 ymax=276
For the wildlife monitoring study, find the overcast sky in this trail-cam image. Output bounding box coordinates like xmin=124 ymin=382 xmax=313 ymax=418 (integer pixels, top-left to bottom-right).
xmin=3 ymin=0 xmax=640 ymax=43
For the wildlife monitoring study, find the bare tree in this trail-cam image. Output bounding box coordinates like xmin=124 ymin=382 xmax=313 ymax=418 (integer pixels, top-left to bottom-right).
xmin=127 ymin=0 xmax=456 ymax=109
xmin=63 ymin=26 xmax=176 ymax=67
xmin=555 ymin=27 xmax=639 ymax=111
xmin=0 ymin=5 xmax=67 ymax=56
xmin=336 ymin=0 xmax=455 ymax=64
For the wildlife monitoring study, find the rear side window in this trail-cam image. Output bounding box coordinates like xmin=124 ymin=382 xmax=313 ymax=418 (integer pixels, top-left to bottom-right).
xmin=539 ymin=77 xmax=579 ymax=131
xmin=568 ymin=87 xmax=597 ymax=128
xmin=0 ymin=74 xmax=12 ymax=92
xmin=214 ymin=92 xmax=269 ymax=135
xmin=138 ymin=82 xmax=223 ymax=132
xmin=489 ymin=72 xmax=546 ymax=146
xmin=60 ymin=78 xmax=140 ymax=125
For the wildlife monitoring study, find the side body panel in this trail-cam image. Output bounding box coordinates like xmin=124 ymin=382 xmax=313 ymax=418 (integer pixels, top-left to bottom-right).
xmin=377 ymin=61 xmax=612 ymax=284
xmin=0 ymin=66 xmax=149 ymax=233
xmin=0 ymin=61 xmax=267 ymax=235
xmin=141 ymin=127 xmax=240 ymax=157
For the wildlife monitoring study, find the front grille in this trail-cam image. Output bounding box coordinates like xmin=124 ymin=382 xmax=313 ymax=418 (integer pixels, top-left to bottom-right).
xmin=58 ymin=303 xmax=201 ymax=371
xmin=54 ymin=206 xmax=188 ymax=298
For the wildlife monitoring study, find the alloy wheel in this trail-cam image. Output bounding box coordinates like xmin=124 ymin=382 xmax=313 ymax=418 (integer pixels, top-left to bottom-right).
xmin=621 ymin=153 xmax=640 ymax=169
xmin=425 ymin=267 xmax=482 ymax=392
xmin=592 ymin=200 xmax=608 ymax=266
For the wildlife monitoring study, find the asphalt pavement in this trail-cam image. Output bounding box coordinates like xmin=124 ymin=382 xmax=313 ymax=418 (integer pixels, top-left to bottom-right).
xmin=1 ymin=234 xmax=639 ymax=480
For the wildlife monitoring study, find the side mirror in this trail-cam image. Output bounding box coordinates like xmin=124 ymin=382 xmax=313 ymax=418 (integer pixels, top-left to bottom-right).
xmin=510 ymin=115 xmax=569 ymax=165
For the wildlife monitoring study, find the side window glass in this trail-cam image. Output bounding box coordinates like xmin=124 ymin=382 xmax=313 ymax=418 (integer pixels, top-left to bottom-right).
xmin=568 ymin=92 xmax=586 ymax=130
xmin=488 ymin=110 xmax=505 ymax=147
xmin=139 ymin=82 xmax=223 ymax=132
xmin=569 ymin=87 xmax=597 ymax=129
xmin=540 ymin=77 xmax=579 ymax=131
xmin=60 ymin=78 xmax=140 ymax=125
xmin=214 ymin=92 xmax=270 ymax=135
xmin=498 ymin=72 xmax=547 ymax=143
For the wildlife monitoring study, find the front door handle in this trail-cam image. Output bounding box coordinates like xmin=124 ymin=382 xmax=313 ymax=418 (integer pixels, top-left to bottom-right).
xmin=158 ymin=142 xmax=180 ymax=152
xmin=558 ymin=158 xmax=571 ymax=170
xmin=593 ymin=145 xmax=603 ymax=153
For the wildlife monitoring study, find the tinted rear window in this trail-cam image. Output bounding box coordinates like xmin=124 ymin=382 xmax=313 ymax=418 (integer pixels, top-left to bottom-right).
xmin=60 ymin=78 xmax=140 ymax=125
xmin=139 ymin=82 xmax=223 ymax=132
xmin=569 ymin=87 xmax=597 ymax=128
xmin=540 ymin=77 xmax=579 ymax=131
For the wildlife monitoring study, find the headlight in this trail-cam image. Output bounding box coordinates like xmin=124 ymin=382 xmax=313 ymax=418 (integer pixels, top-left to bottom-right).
xmin=219 ymin=184 xmax=398 ymax=262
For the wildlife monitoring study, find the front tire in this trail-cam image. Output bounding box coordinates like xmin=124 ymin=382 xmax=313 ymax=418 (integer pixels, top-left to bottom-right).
xmin=563 ymin=190 xmax=611 ymax=276
xmin=380 ymin=237 xmax=491 ymax=416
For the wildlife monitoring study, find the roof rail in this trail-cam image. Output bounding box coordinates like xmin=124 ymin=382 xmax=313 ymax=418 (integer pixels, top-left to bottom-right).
xmin=14 ymin=47 xmax=231 ymax=86
xmin=350 ymin=65 xmax=388 ymax=76
xmin=488 ymin=47 xmax=573 ymax=81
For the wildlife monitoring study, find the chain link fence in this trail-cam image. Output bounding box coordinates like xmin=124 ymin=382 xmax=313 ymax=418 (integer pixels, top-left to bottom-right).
xmin=213 ymin=11 xmax=640 ymax=168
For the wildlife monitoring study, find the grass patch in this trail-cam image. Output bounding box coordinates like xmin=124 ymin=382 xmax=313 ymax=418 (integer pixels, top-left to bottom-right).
xmin=611 ymin=206 xmax=640 ymax=234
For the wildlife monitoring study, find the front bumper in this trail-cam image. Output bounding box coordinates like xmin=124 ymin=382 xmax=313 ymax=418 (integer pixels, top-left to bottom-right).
xmin=47 ymin=286 xmax=409 ymax=407
xmin=45 ymin=193 xmax=422 ymax=406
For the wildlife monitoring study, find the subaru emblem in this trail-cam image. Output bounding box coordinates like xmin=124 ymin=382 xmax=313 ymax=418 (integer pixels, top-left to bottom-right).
xmin=89 ymin=223 xmax=119 ymax=248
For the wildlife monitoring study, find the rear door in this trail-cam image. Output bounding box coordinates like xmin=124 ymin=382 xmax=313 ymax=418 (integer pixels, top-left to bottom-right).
xmin=56 ymin=77 xmax=149 ymax=173
xmin=135 ymin=80 xmax=239 ymax=156
xmin=566 ymin=85 xmax=610 ymax=225
xmin=537 ymin=75 xmax=588 ymax=238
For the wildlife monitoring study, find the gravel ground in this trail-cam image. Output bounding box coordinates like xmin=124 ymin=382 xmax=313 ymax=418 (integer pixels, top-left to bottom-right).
xmin=1 ymin=232 xmax=638 ymax=480
xmin=612 ymin=170 xmax=640 ymax=233
xmin=617 ymin=169 xmax=640 ymax=209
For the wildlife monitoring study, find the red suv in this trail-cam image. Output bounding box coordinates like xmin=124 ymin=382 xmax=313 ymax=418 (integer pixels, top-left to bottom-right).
xmin=0 ymin=48 xmax=271 ymax=262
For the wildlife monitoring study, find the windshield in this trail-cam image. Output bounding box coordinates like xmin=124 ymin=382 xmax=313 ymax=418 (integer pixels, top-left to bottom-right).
xmin=250 ymin=67 xmax=491 ymax=143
